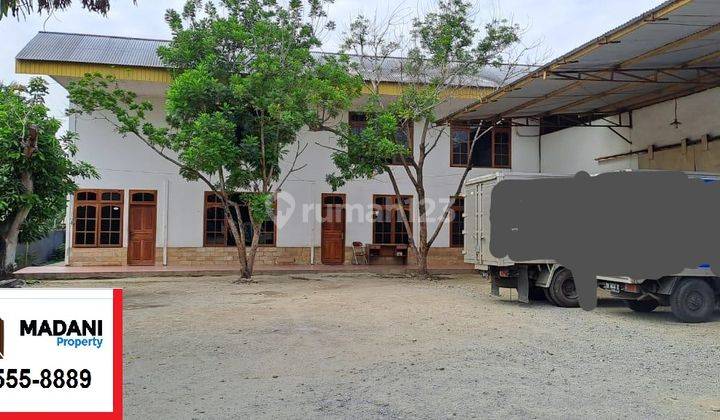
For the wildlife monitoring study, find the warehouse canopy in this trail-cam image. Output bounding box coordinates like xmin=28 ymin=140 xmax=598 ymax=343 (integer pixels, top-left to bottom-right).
xmin=443 ymin=0 xmax=720 ymax=126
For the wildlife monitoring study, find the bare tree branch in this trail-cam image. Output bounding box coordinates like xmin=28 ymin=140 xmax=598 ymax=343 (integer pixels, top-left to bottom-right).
xmin=427 ymin=123 xmax=496 ymax=247
xmin=276 ymin=141 xmax=309 ymax=191
xmin=385 ymin=167 xmax=419 ymax=256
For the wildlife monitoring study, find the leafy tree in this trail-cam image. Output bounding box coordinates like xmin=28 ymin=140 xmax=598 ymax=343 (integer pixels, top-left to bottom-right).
xmin=0 ymin=78 xmax=96 ymax=275
xmin=67 ymin=0 xmax=362 ymax=279
xmin=324 ymin=0 xmax=521 ymax=276
xmin=0 ymin=0 xmax=135 ymax=19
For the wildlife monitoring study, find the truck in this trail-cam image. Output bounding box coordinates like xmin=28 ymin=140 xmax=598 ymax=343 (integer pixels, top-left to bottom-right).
xmin=463 ymin=171 xmax=720 ymax=323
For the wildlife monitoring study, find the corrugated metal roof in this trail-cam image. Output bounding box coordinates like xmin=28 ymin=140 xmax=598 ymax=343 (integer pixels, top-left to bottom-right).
xmin=15 ymin=31 xmax=504 ymax=87
xmin=340 ymin=54 xmax=506 ymax=87
xmin=445 ymin=0 xmax=720 ymax=122
xmin=16 ymin=32 xmax=169 ymax=68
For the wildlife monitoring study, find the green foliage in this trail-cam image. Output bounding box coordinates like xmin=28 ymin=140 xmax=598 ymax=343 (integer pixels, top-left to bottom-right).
xmin=327 ymin=0 xmax=520 ymax=190
xmin=156 ymin=0 xmax=362 ymax=195
xmin=68 ymin=0 xmax=361 ymax=230
xmin=326 ymin=98 xmax=406 ymax=190
xmin=0 ymin=78 xmax=97 ymax=243
xmin=410 ymin=0 xmax=519 ymax=71
xmin=49 ymin=242 xmax=65 ymax=263
xmin=239 ymin=192 xmax=274 ymax=224
xmin=0 ymin=0 xmax=136 ymax=19
xmin=15 ymin=247 xmax=36 ymax=269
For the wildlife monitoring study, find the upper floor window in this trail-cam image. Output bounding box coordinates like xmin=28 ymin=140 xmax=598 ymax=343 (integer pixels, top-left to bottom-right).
xmin=349 ymin=112 xmax=368 ymax=136
xmin=203 ymin=192 xmax=276 ymax=247
xmin=450 ymin=124 xmax=511 ymax=168
xmin=349 ymin=112 xmax=413 ymax=165
xmin=73 ymin=189 xmax=124 ymax=247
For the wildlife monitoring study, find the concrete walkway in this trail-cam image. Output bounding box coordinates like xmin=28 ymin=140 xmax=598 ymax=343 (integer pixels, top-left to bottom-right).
xmin=14 ymin=262 xmax=476 ymax=280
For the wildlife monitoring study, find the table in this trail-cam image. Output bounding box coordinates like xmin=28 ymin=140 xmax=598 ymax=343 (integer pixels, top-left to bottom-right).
xmin=366 ymin=244 xmax=409 ymax=265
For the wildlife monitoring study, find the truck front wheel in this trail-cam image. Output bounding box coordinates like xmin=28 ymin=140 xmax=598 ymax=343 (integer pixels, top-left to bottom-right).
xmin=626 ymin=299 xmax=659 ymax=313
xmin=548 ymin=269 xmax=579 ymax=308
xmin=670 ymin=279 xmax=716 ymax=323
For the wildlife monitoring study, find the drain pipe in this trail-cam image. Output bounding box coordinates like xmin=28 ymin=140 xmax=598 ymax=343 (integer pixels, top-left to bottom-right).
xmin=162 ymin=178 xmax=170 ymax=266
xmin=65 ymin=114 xmax=77 ymax=266
xmin=309 ymin=180 xmax=317 ymax=265
xmin=64 ymin=193 xmax=74 ymax=266
xmin=538 ymin=133 xmax=543 ymax=173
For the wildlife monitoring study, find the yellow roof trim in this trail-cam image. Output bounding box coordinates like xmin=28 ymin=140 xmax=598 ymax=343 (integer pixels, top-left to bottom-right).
xmin=16 ymin=60 xmax=172 ymax=83
xmin=362 ymin=82 xmax=493 ymax=99
xmin=16 ymin=59 xmax=491 ymax=99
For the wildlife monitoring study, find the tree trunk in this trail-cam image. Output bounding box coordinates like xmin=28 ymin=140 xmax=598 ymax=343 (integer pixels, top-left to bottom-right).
xmin=223 ymin=202 xmax=251 ymax=280
xmin=385 ymin=169 xmax=420 ymax=260
xmin=416 ymin=245 xmax=429 ymax=277
xmin=1 ymin=208 xmax=31 ymax=275
xmin=3 ymin=128 xmax=38 ymax=276
xmin=416 ymin=189 xmax=430 ymax=278
xmin=246 ymin=222 xmax=262 ymax=276
xmin=2 ymin=167 xmax=35 ymax=275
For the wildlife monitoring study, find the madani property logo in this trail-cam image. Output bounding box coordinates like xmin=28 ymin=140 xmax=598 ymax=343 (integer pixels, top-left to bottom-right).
xmin=20 ymin=319 xmax=104 ymax=350
xmin=0 ymin=317 xmax=104 ymax=360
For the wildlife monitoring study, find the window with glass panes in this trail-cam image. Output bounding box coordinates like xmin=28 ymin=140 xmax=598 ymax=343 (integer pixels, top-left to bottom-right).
xmin=349 ymin=112 xmax=413 ymax=165
xmin=450 ymin=196 xmax=464 ymax=247
xmin=450 ymin=124 xmax=511 ymax=168
xmin=73 ymin=189 xmax=124 ymax=247
xmin=372 ymin=195 xmax=412 ymax=244
xmin=203 ymin=192 xmax=276 ymax=247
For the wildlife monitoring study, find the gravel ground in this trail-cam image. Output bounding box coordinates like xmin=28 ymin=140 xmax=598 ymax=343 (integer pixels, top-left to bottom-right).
xmin=37 ymin=273 xmax=720 ymax=419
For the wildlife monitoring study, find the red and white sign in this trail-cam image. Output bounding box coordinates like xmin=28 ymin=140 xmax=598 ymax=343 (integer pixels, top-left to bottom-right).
xmin=0 ymin=288 xmax=122 ymax=419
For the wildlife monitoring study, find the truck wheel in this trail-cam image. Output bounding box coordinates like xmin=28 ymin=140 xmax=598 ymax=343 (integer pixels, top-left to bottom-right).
xmin=670 ymin=279 xmax=716 ymax=323
xmin=626 ymin=299 xmax=659 ymax=313
xmin=543 ymin=288 xmax=557 ymax=305
xmin=548 ymin=269 xmax=579 ymax=308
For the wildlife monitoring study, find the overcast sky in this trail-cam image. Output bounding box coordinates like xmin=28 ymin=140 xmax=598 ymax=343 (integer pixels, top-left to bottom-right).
xmin=1 ymin=0 xmax=662 ymax=124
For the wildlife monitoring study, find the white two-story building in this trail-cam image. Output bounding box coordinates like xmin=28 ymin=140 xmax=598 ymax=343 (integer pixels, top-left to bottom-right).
xmin=15 ymin=32 xmax=541 ymax=268
xmin=14 ymin=0 xmax=720 ymax=270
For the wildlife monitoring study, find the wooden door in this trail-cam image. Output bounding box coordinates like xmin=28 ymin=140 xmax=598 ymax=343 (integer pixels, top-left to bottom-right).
xmin=128 ymin=190 xmax=157 ymax=266
xmin=321 ymin=193 xmax=346 ymax=265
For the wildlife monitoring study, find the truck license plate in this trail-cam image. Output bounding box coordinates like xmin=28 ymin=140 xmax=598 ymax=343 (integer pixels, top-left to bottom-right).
xmin=605 ymin=282 xmax=621 ymax=293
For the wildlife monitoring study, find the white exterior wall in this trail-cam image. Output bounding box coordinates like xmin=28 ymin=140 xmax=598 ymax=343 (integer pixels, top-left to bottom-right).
xmin=72 ymin=95 xmax=207 ymax=249
xmin=71 ymin=92 xmax=540 ymax=251
xmin=540 ymin=87 xmax=720 ymax=174
xmin=630 ymin=87 xmax=720 ymax=149
xmin=541 ymin=124 xmax=634 ymax=174
xmin=278 ymin=121 xmax=539 ymax=249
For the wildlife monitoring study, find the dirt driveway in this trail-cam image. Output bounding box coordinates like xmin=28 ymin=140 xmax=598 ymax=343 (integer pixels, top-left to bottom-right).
xmin=37 ymin=273 xmax=720 ymax=419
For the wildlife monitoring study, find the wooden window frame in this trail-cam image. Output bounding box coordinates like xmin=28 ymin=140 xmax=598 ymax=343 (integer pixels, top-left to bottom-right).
xmin=390 ymin=121 xmax=414 ymax=166
xmin=202 ymin=192 xmax=277 ymax=248
xmin=348 ymin=111 xmax=367 ymax=135
xmin=491 ymin=127 xmax=512 ymax=168
xmin=72 ymin=189 xmax=124 ymax=248
xmin=372 ymin=194 xmax=413 ymax=245
xmin=203 ymin=192 xmax=227 ymax=247
xmin=450 ymin=126 xmax=472 ymax=168
xmin=449 ymin=124 xmax=512 ymax=169
xmin=449 ymin=196 xmax=464 ymax=248
xmin=129 ymin=190 xmax=157 ymax=205
xmin=349 ymin=112 xmax=414 ymax=166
